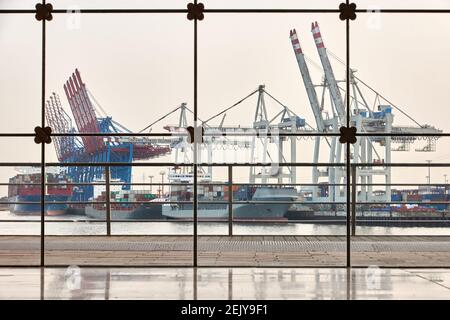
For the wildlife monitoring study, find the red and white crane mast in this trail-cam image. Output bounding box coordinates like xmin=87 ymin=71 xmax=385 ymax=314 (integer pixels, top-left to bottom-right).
xmin=311 ymin=21 xmax=346 ymax=124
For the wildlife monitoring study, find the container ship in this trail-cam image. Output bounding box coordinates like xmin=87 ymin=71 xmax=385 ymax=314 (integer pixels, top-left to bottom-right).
xmin=390 ymin=187 xmax=450 ymax=212
xmin=161 ymin=169 xmax=298 ymax=221
xmin=7 ymin=170 xmax=72 ymax=216
xmin=83 ymin=169 xmax=297 ymax=221
xmin=84 ymin=189 xmax=166 ymax=220
xmin=286 ymin=186 xmax=450 ymax=226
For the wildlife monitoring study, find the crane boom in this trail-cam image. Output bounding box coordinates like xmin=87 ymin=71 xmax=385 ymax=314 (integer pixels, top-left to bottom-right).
xmin=311 ymin=21 xmax=346 ymax=123
xmin=45 ymin=93 xmax=78 ymax=162
xmin=290 ymin=29 xmax=325 ymax=132
xmin=64 ymin=69 xmax=103 ymax=153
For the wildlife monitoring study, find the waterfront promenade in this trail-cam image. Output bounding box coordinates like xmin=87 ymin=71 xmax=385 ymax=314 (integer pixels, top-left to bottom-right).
xmin=1 ymin=235 xmax=449 ymax=266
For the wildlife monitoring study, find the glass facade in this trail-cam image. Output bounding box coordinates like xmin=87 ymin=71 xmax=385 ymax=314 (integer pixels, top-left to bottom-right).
xmin=0 ymin=1 xmax=449 ymax=267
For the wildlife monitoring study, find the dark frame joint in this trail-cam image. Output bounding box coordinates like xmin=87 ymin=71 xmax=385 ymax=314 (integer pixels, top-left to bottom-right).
xmin=187 ymin=2 xmax=204 ymax=21
xmin=339 ymin=126 xmax=357 ymax=144
xmin=35 ymin=3 xmax=53 ymax=21
xmin=339 ymin=2 xmax=357 ymax=21
xmin=34 ymin=126 xmax=52 ymax=144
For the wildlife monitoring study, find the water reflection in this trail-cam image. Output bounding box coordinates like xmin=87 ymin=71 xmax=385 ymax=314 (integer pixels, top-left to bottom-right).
xmin=1 ymin=267 xmax=445 ymax=299
xmin=0 ymin=210 xmax=449 ymax=236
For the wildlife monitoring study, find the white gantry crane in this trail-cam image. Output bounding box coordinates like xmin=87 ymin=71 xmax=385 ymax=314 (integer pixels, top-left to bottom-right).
xmin=159 ymin=86 xmax=313 ymax=185
xmin=290 ymin=21 xmax=442 ymax=204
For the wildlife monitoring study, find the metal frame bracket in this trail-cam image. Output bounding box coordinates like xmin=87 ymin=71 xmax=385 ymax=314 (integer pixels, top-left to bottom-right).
xmin=339 ymin=126 xmax=357 ymax=144
xmin=187 ymin=2 xmax=205 ymax=21
xmin=34 ymin=126 xmax=52 ymax=144
xmin=35 ymin=3 xmax=53 ymax=21
xmin=339 ymin=2 xmax=357 ymax=21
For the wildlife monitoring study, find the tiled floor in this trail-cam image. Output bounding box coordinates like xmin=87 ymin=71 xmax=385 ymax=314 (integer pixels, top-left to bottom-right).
xmin=1 ymin=236 xmax=449 ymax=266
xmin=0 ymin=267 xmax=449 ymax=299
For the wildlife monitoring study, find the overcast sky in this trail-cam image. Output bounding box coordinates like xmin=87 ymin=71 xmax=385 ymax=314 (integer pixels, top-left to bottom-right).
xmin=1 ymin=0 xmax=450 ymax=196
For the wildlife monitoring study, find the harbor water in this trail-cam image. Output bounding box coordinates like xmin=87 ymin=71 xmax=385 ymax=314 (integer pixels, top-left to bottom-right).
xmin=0 ymin=210 xmax=449 ymax=236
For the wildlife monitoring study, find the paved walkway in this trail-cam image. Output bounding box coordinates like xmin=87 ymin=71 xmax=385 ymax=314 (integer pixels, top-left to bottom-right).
xmin=0 ymin=236 xmax=449 ymax=266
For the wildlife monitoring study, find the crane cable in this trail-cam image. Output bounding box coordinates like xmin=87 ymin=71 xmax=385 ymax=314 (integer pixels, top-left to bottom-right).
xmin=138 ymin=105 xmax=183 ymax=133
xmin=87 ymin=89 xmax=108 ymax=118
xmin=262 ymin=89 xmax=315 ymax=131
xmin=304 ymin=50 xmax=424 ymax=128
xmin=326 ymin=49 xmax=424 ymax=128
xmin=263 ymin=89 xmax=332 ymax=147
xmin=202 ymin=88 xmax=259 ymax=124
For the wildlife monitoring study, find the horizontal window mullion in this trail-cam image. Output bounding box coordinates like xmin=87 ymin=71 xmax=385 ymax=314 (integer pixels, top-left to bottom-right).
xmin=2 ymin=9 xmax=450 ymax=15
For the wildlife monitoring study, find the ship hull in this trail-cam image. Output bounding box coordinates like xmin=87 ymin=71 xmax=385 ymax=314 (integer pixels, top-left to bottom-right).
xmin=45 ymin=196 xmax=70 ymax=216
xmin=8 ymin=195 xmax=69 ymax=216
xmin=46 ymin=209 xmax=66 ymax=216
xmin=8 ymin=195 xmax=41 ymax=215
xmin=162 ymin=204 xmax=229 ymax=220
xmin=233 ymin=203 xmax=291 ymax=220
xmin=162 ymin=203 xmax=290 ymax=220
xmin=85 ymin=203 xmax=164 ymax=220
xmin=162 ymin=187 xmax=297 ymax=220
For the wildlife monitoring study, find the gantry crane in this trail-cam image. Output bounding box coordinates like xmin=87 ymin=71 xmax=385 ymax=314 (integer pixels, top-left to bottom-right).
xmin=45 ymin=69 xmax=171 ymax=201
xmin=158 ymin=85 xmax=311 ymax=185
xmin=290 ymin=22 xmax=442 ymax=203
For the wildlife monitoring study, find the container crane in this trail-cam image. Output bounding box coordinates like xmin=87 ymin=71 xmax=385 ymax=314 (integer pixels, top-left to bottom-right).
xmin=161 ymin=86 xmax=311 ymax=185
xmin=46 ymin=69 xmax=171 ymax=201
xmin=290 ymin=28 xmax=336 ymax=199
xmin=311 ymin=22 xmax=346 ymax=124
xmin=45 ymin=92 xmax=82 ymax=162
xmin=290 ymin=22 xmax=442 ymax=203
xmin=310 ymin=21 xmax=347 ymax=202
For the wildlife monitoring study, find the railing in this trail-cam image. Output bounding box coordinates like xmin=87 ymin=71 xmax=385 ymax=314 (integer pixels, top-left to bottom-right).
xmin=1 ymin=161 xmax=450 ymax=269
xmin=2 ymin=162 xmax=450 ymax=237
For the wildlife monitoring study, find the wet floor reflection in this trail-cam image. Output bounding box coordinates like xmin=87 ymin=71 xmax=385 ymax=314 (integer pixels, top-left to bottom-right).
xmin=1 ymin=267 xmax=449 ymax=300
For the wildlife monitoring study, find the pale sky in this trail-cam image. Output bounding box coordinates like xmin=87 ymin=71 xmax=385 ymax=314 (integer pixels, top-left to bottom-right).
xmin=1 ymin=0 xmax=450 ymax=197
xmin=1 ymin=1 xmax=450 ymax=9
